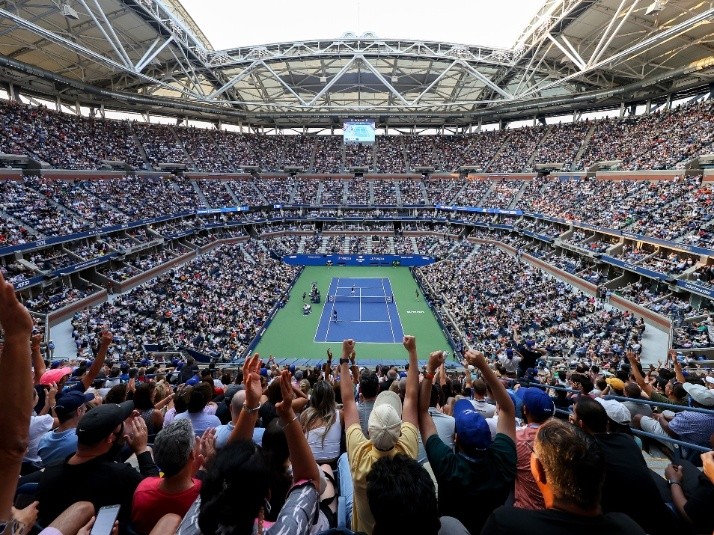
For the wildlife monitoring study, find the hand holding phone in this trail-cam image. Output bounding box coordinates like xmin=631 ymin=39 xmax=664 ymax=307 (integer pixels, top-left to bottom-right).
xmin=90 ymin=504 xmax=120 ymax=535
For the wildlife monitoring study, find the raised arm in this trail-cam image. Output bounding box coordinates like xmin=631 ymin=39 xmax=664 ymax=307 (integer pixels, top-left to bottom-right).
xmin=671 ymin=352 xmax=686 ymax=385
xmin=349 ymin=349 xmax=359 ymax=385
xmin=466 ymin=349 xmax=515 ymax=443
xmin=229 ymin=354 xmax=262 ymax=444
xmin=627 ymin=351 xmax=653 ymax=396
xmin=30 ymin=333 xmax=46 ymax=385
xmin=275 ymin=370 xmax=320 ymax=487
xmin=81 ymin=330 xmax=112 ymax=390
xmin=462 ymin=358 xmax=473 ymax=396
xmin=0 ymin=272 xmax=34 ymax=522
xmin=401 ymin=335 xmax=419 ymax=427
xmin=339 ymin=339 xmax=359 ymax=430
xmin=437 ymin=360 xmax=447 ymax=388
xmin=419 ymin=351 xmax=445 ymax=443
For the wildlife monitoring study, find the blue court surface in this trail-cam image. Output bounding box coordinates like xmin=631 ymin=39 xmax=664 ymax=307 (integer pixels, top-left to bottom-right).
xmin=315 ymin=277 xmax=405 ymax=343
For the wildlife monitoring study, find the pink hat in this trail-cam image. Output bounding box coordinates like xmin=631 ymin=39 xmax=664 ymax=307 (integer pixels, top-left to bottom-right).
xmin=39 ymin=367 xmax=72 ymax=385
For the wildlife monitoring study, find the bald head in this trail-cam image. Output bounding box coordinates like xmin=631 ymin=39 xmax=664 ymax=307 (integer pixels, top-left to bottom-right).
xmin=230 ymin=389 xmax=247 ymax=422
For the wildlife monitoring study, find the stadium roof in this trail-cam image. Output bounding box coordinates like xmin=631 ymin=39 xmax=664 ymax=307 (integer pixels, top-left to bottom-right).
xmin=0 ymin=0 xmax=712 ymax=128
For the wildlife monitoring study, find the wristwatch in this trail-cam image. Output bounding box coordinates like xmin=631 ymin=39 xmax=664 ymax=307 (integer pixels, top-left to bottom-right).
xmin=667 ymin=479 xmax=681 ymax=487
xmin=339 ymin=358 xmax=350 ymax=365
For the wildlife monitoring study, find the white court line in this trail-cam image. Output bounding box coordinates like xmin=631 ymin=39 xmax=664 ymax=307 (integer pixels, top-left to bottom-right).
xmin=381 ymin=277 xmax=397 ymax=343
xmin=343 ymin=320 xmax=391 ymax=324
xmin=321 ymin=278 xmax=339 ymax=343
xmin=359 ymin=285 xmax=362 ymax=322
xmin=390 ymin=278 xmax=406 ymax=341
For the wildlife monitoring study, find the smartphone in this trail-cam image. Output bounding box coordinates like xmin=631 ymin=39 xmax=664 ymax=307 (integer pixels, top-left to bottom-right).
xmin=90 ymin=504 xmax=120 ymax=535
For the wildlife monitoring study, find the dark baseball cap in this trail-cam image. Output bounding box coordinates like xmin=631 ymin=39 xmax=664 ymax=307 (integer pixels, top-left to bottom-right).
xmin=76 ymin=400 xmax=134 ymax=446
xmin=54 ymin=390 xmax=95 ymax=417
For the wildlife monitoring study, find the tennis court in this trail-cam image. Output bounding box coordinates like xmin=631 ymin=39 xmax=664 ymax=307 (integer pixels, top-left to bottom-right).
xmin=252 ymin=266 xmax=450 ymax=362
xmin=315 ymin=277 xmax=404 ymax=343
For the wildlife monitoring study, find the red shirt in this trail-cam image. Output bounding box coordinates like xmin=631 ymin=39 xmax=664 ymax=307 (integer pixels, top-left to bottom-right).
xmin=513 ymin=425 xmax=545 ymax=510
xmin=131 ymin=477 xmax=201 ymax=534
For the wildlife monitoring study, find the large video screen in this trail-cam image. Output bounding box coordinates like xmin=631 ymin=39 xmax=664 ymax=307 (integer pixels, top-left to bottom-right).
xmin=343 ymin=120 xmax=376 ymax=144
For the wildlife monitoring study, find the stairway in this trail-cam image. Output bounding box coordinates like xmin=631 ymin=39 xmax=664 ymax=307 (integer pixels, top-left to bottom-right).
xmin=526 ymin=125 xmax=552 ymax=168
xmin=127 ymin=123 xmax=150 ymax=169
xmin=190 ymin=180 xmax=209 ymax=207
xmin=573 ymin=123 xmax=597 ymax=168
xmin=508 ymin=181 xmax=530 ymax=209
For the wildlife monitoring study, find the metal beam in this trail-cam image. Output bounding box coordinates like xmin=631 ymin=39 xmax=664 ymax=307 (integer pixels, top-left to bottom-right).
xmin=589 ymin=0 xmax=639 ymax=67
xmin=75 ymin=0 xmax=132 ymax=69
xmin=135 ymin=36 xmax=174 ymax=72
xmin=0 ymin=7 xmax=202 ymax=98
xmin=306 ymin=56 xmax=358 ymax=106
xmin=205 ymin=61 xmax=260 ymax=100
xmin=410 ymin=60 xmax=459 ymax=105
xmin=358 ymin=56 xmax=409 ymax=105
xmin=257 ymin=60 xmax=307 ymax=105
xmin=89 ymin=0 xmax=133 ymax=67
xmin=457 ymin=60 xmax=513 ymax=99
xmin=517 ymin=7 xmax=714 ymax=100
xmin=546 ymin=33 xmax=586 ymax=70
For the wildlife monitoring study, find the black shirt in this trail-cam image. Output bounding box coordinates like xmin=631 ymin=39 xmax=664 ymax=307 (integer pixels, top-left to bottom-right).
xmin=37 ymin=451 xmax=159 ymax=529
xmin=482 ymin=506 xmax=646 ymax=535
xmin=595 ymin=433 xmax=676 ymax=535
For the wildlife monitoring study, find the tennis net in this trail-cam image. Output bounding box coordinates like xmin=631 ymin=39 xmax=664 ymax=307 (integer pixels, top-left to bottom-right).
xmin=328 ymin=295 xmax=394 ymax=303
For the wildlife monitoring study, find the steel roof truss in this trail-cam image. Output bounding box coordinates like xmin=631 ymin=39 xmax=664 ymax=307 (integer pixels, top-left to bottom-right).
xmin=135 ymin=35 xmax=174 ymax=72
xmin=83 ymin=0 xmax=132 ymax=68
xmin=546 ymin=33 xmax=586 ymax=70
xmin=257 ymin=61 xmax=307 ymax=105
xmin=517 ymin=6 xmax=714 ymax=100
xmin=358 ymin=56 xmax=409 ymax=105
xmin=589 ymin=0 xmax=639 ymax=67
xmin=306 ymin=56 xmax=358 ymax=106
xmin=0 ymin=6 xmax=205 ymax=99
xmin=457 ymin=60 xmax=513 ymax=99
xmin=206 ymin=60 xmax=260 ymax=100
xmin=410 ymin=60 xmax=458 ymax=105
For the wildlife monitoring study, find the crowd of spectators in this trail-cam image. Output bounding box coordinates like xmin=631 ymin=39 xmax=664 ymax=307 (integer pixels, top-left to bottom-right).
xmin=74 ymin=243 xmax=297 ymax=360
xmin=0 ymin=100 xmax=143 ymax=169
xmin=416 ymin=244 xmax=646 ymax=360
xmin=4 ymin=172 xmax=714 ymax=254
xmin=3 ymin=257 xmax=714 ymax=535
xmin=1 ymin=97 xmax=713 ymax=175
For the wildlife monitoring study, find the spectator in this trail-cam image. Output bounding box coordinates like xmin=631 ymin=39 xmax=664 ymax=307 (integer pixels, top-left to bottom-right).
xmin=416 ymin=378 xmax=455 ymax=465
xmin=340 ymin=337 xmax=420 ymax=534
xmin=633 ymin=382 xmax=714 ymax=454
xmin=419 ymin=349 xmax=516 ymax=534
xmin=513 ymin=386 xmax=555 ymax=510
xmin=366 ymin=453 xmax=469 ymax=535
xmin=300 ymin=380 xmax=342 ymax=465
xmin=0 ymin=272 xmax=34 ymax=533
xmin=38 ymin=390 xmax=95 ymax=467
xmin=131 ymin=419 xmax=203 ymax=534
xmin=24 ymin=385 xmax=57 ymax=474
xmin=482 ymin=419 xmax=646 ymax=534
xmin=36 ymin=401 xmax=159 ymax=528
xmin=357 ymin=371 xmax=379 ymax=437
xmin=177 ymin=358 xmax=322 ymax=535
xmin=175 ymin=382 xmax=221 ymax=437
xmin=133 ymin=382 xmax=164 ymax=444
xmin=571 ymin=395 xmax=676 ymax=534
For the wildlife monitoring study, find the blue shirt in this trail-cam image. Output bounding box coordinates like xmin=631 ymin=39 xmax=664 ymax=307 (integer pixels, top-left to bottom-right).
xmin=38 ymin=428 xmax=78 ymax=466
xmin=669 ymin=410 xmax=714 ymax=448
xmin=174 ymin=411 xmax=221 ymax=436
xmin=214 ymin=422 xmax=265 ymax=449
